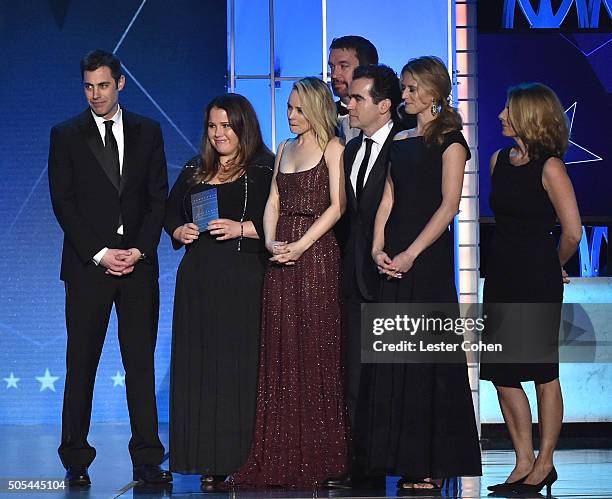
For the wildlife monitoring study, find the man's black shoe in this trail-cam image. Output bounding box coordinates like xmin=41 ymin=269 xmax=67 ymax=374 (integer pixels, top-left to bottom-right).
xmin=132 ymin=464 xmax=173 ymax=483
xmin=65 ymin=466 xmax=91 ymax=487
xmin=322 ymin=475 xmax=352 ymax=489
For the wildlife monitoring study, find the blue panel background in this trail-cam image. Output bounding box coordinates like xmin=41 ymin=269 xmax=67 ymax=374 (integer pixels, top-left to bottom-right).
xmin=477 ymin=31 xmax=612 ymax=218
xmin=327 ymin=0 xmax=450 ymax=80
xmin=0 ymin=1 xmax=227 ymax=423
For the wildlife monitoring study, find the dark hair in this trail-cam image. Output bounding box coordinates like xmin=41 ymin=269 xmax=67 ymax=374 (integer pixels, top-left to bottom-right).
xmin=193 ymin=93 xmax=269 ymax=184
xmin=401 ymin=56 xmax=462 ymax=146
xmin=330 ymin=36 xmax=378 ymax=66
xmin=352 ymin=64 xmax=402 ymax=121
xmin=80 ymin=50 xmax=122 ymax=85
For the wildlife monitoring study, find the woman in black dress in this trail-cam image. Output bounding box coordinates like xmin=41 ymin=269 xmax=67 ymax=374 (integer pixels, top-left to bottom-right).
xmin=481 ymin=83 xmax=581 ymax=495
xmin=367 ymin=56 xmax=481 ymax=492
xmin=164 ymin=94 xmax=273 ymax=488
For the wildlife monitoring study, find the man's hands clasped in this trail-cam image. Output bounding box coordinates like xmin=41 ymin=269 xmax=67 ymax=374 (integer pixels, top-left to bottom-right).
xmin=100 ymin=248 xmax=142 ymax=276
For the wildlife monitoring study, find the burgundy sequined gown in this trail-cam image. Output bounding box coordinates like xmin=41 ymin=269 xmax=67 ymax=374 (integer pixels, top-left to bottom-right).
xmin=231 ymin=157 xmax=349 ymax=488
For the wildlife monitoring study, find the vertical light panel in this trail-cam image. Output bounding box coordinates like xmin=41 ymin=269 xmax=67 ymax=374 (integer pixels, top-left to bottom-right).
xmin=229 ymin=0 xmax=235 ymax=92
xmin=273 ymin=0 xmax=324 ymax=145
xmin=231 ymin=0 xmax=325 ymax=150
xmin=321 ymin=0 xmax=328 ymax=82
xmin=455 ymin=0 xmax=480 ymax=440
xmin=269 ymin=0 xmax=276 ymax=150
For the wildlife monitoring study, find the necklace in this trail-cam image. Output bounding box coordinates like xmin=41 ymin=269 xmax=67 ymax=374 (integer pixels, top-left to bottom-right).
xmin=509 ymin=147 xmax=530 ymax=165
xmin=237 ymin=172 xmax=248 ymax=252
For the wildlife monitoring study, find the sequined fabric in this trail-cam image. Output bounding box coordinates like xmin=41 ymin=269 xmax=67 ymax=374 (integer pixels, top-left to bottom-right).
xmin=230 ymin=157 xmax=348 ymax=488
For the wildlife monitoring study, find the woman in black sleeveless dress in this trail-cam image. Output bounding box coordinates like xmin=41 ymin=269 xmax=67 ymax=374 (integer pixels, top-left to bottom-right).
xmin=481 ymin=83 xmax=581 ymax=495
xmin=366 ymin=57 xmax=481 ymax=492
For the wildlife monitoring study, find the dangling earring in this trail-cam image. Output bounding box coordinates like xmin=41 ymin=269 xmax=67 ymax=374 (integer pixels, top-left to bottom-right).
xmin=431 ymin=98 xmax=441 ymax=116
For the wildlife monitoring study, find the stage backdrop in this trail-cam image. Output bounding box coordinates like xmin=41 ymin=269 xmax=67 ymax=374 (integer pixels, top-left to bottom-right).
xmin=1 ymin=0 xmax=453 ymax=424
xmin=0 ymin=1 xmax=226 ymax=423
xmin=231 ymin=0 xmax=451 ymax=150
xmin=477 ymin=3 xmax=611 ymax=219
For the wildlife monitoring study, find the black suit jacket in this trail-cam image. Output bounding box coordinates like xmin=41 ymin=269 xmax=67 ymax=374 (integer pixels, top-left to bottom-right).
xmin=341 ymin=124 xmax=400 ymax=301
xmin=48 ymin=109 xmax=168 ymax=281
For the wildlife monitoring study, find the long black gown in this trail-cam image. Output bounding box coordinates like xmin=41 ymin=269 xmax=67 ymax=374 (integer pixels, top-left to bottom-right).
xmin=357 ymin=131 xmax=482 ymax=479
xmin=480 ymin=148 xmax=563 ymax=387
xmin=164 ymin=152 xmax=273 ymax=475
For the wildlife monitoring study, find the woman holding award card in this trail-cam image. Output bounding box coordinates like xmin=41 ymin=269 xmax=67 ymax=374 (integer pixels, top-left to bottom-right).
xmin=230 ymin=77 xmax=348 ymax=489
xmin=164 ymin=94 xmax=274 ymax=487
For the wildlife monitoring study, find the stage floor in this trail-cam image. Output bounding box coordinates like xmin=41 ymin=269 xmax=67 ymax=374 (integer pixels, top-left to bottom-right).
xmin=2 ymin=424 xmax=611 ymax=498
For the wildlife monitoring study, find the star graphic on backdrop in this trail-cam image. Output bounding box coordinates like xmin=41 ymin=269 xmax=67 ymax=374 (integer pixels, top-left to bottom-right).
xmin=4 ymin=373 xmax=20 ymax=388
xmin=564 ymin=102 xmax=603 ymax=165
xmin=111 ymin=371 xmax=126 ymax=387
xmin=36 ymin=369 xmax=59 ymax=392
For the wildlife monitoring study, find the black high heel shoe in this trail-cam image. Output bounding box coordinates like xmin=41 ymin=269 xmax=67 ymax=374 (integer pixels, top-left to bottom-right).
xmin=511 ymin=467 xmax=557 ymax=496
xmin=487 ymin=474 xmax=528 ymax=492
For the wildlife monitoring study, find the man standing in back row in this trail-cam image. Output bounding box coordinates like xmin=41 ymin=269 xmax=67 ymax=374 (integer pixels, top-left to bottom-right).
xmin=48 ymin=49 xmax=170 ymax=487
xmin=328 ymin=36 xmax=379 ymax=142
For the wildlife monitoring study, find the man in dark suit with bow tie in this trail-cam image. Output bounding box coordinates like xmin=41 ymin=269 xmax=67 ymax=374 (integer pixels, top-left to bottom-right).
xmin=48 ymin=50 xmax=170 ymax=487
xmin=328 ymin=36 xmax=379 ymax=143
xmin=326 ymin=64 xmax=409 ymax=489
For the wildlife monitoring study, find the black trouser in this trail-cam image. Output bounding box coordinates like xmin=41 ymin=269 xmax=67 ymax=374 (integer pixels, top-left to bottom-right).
xmin=344 ymin=285 xmax=378 ymax=477
xmin=344 ymin=294 xmax=364 ymax=430
xmin=58 ymin=263 xmax=164 ymax=468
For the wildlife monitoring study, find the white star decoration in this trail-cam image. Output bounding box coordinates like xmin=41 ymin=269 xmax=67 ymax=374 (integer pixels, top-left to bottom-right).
xmin=111 ymin=371 xmax=125 ymax=387
xmin=36 ymin=369 xmax=59 ymax=392
xmin=565 ymin=102 xmax=603 ymax=165
xmin=4 ymin=373 xmax=19 ymax=388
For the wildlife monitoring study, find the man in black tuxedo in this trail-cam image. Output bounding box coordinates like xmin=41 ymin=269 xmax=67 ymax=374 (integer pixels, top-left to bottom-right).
xmin=325 ymin=64 xmax=405 ymax=489
xmin=48 ymin=50 xmax=171 ymax=487
xmin=328 ymin=36 xmax=379 ymax=142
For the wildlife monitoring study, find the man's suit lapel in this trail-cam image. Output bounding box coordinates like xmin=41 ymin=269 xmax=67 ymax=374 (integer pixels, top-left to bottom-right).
xmin=344 ymin=133 xmax=362 ymax=212
xmin=120 ymin=111 xmax=141 ymax=194
xmin=359 ymin=124 xmax=399 ymax=208
xmin=78 ymin=110 xmax=120 ymax=192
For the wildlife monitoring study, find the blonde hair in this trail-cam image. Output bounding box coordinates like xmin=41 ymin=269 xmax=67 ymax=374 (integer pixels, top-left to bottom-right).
xmin=402 ymin=56 xmax=462 ymax=146
xmin=292 ymin=77 xmax=337 ymax=150
xmin=507 ymin=83 xmax=569 ymax=161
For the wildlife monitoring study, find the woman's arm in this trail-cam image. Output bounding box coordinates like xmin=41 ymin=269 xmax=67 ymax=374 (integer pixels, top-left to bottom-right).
xmin=245 ymin=166 xmax=274 ymax=241
xmin=390 ymin=142 xmax=467 ymax=275
xmin=164 ymin=168 xmax=200 ymax=249
xmin=490 ymin=149 xmax=501 ymax=176
xmin=209 ymin=167 xmax=274 ymax=241
xmin=263 ymin=141 xmax=287 ymax=254
xmin=208 ymin=219 xmax=258 ymax=240
xmin=542 ymin=157 xmax=582 ymax=266
xmin=371 ymin=172 xmax=397 ymax=276
xmin=270 ymin=138 xmax=345 ymax=265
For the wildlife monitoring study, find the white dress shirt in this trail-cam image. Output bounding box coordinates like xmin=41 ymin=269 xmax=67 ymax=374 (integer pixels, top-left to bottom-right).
xmin=337 ymin=101 xmax=361 ymax=143
xmin=91 ymin=106 xmax=125 ymax=265
xmin=349 ymin=120 xmax=394 ymax=193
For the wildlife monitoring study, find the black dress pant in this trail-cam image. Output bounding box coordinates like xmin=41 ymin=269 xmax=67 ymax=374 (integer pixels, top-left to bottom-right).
xmin=58 ymin=262 xmax=164 ymax=468
xmin=343 ymin=293 xmax=364 ymax=430
xmin=343 ymin=282 xmax=379 ymax=478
